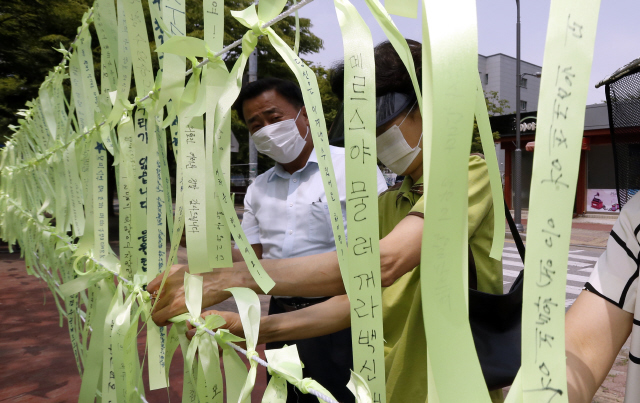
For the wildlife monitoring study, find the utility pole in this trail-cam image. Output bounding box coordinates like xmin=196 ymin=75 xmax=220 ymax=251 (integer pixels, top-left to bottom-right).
xmin=247 ymin=48 xmax=258 ymax=184
xmin=514 ymin=0 xmax=524 ymax=232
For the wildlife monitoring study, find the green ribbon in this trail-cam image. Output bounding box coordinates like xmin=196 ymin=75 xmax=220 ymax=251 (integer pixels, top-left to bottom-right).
xmin=362 ymin=0 xmax=422 ymax=112
xmin=204 ymin=2 xmax=233 ymax=269
xmin=195 ymin=315 xmax=226 ymax=403
xmin=101 ymin=286 xmax=121 ymax=402
xmin=121 ymin=0 xmax=155 ymax=96
xmin=334 ymin=0 xmax=386 ymax=399
xmin=117 ymin=113 xmax=136 ymax=282
xmin=93 ymin=0 xmax=119 ymax=93
xmin=419 ymin=0 xmax=491 ymax=401
xmin=167 ymin=272 xmax=226 ymax=402
xmin=225 ymin=287 xmax=262 ymax=403
xmin=505 ymin=1 xmax=602 ymax=401
xmin=77 ymin=278 xmax=115 ymax=402
xmin=215 ymin=329 xmax=249 ymax=403
xmin=264 ymin=345 xmax=340 ymax=403
xmin=131 ymin=108 xmax=149 ymax=278
xmin=474 ymin=78 xmax=506 ymax=260
xmin=347 ymin=372 xmax=374 ymax=403
xmin=106 ymin=0 xmax=133 ymax=126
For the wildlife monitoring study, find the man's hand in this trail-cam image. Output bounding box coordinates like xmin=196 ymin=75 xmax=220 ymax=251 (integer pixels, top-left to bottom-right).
xmin=147 ymin=264 xmax=233 ymax=326
xmin=186 ymin=310 xmax=245 ymax=348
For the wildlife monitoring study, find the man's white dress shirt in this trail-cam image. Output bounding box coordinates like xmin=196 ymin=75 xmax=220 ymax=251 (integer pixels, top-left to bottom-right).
xmin=241 ymin=146 xmax=388 ymax=261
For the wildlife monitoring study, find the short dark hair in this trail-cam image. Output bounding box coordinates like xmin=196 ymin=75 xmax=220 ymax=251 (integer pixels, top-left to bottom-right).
xmin=330 ymin=39 xmax=422 ymax=101
xmin=233 ymin=78 xmax=304 ymax=122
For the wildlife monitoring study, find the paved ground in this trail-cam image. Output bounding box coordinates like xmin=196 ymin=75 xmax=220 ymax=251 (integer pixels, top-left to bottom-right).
xmin=0 ymin=212 xmax=629 ymax=402
xmin=0 ymin=241 xmax=269 ymax=403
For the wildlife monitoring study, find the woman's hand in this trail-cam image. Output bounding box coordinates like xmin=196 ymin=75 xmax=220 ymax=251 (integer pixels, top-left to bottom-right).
xmin=186 ymin=310 xmax=247 ymax=350
xmin=186 ymin=310 xmax=244 ymax=338
xmin=147 ymin=264 xmax=233 ymax=326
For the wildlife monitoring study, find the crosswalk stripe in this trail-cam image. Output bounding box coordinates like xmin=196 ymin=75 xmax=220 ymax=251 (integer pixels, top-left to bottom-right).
xmin=502 ymin=253 xmax=592 ymax=267
xmin=567 ymin=254 xmax=600 ymax=262
xmin=579 ymin=267 xmax=595 ymax=273
xmin=565 ymin=299 xmax=576 ymax=308
xmin=503 ymin=247 xmax=599 ymax=262
xmin=502 ymin=269 xmax=586 ymax=294
xmin=502 ymin=259 xmax=594 ymax=280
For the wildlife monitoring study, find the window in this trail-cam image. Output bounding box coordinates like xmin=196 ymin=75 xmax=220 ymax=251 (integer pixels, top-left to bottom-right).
xmin=520 ymin=77 xmax=528 ymax=88
xmin=485 ymin=74 xmax=489 ymax=85
xmin=520 ymin=101 xmax=528 ymax=111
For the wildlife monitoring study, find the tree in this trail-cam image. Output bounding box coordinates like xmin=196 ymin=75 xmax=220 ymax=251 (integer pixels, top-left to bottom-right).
xmin=0 ymin=0 xmax=334 ymax=148
xmin=0 ymin=0 xmax=93 ymax=142
xmin=470 ymin=90 xmax=509 ymax=154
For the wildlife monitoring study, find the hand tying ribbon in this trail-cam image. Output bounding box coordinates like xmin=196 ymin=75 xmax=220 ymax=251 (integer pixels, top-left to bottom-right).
xmin=169 ymin=272 xmax=228 ymax=402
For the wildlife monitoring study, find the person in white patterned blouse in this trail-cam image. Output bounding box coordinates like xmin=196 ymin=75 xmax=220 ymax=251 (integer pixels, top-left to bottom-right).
xmin=566 ymin=191 xmax=640 ymax=402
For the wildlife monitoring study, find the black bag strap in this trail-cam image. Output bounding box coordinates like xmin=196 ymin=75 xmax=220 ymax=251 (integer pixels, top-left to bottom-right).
xmin=468 ymin=199 xmax=526 ymax=290
xmin=504 ymin=200 xmax=525 ymax=263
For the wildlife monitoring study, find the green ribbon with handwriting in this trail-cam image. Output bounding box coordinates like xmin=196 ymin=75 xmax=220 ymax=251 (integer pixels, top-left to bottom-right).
xmin=334 ymin=0 xmax=385 ymax=400
xmin=419 ymin=0 xmax=492 ymax=401
xmin=505 ymin=1 xmax=601 ymax=401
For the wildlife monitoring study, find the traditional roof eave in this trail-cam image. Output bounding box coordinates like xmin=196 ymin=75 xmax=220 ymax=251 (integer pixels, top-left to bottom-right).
xmin=596 ymin=56 xmax=640 ymax=88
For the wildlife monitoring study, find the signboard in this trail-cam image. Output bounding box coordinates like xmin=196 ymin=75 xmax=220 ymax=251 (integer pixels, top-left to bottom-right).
xmin=587 ymin=189 xmax=620 ymax=212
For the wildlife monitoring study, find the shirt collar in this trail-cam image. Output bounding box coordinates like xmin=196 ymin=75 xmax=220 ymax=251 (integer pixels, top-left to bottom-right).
xmin=396 ymin=175 xmax=424 ymax=204
xmin=267 ymin=147 xmax=319 ymax=182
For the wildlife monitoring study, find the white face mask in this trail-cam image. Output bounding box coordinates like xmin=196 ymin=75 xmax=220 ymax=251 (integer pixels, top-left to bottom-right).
xmin=251 ymin=109 xmax=309 ymax=164
xmin=376 ymin=103 xmax=422 ymax=175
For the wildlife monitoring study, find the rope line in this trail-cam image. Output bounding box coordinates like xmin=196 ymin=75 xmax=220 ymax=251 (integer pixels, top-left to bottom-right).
xmin=138 ymin=0 xmax=316 ymax=103
xmin=188 ymin=320 xmax=340 ymax=403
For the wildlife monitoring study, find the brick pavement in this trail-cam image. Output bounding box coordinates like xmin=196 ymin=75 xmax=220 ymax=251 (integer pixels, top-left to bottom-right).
xmin=0 ymin=211 xmax=629 ymax=402
xmin=0 ymin=241 xmax=268 ymax=402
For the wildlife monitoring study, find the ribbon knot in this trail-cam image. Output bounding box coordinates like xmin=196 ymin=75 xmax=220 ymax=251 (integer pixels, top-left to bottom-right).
xmin=250 ymin=20 xmax=268 ymax=37
xmin=246 ymin=348 xmax=259 ymax=362
xmin=291 ymin=378 xmax=315 ymax=395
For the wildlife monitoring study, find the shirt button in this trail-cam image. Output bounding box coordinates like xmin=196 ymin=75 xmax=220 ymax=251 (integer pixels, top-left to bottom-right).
xmin=292 ymin=179 xmax=297 ymax=183
xmin=289 ymin=230 xmax=293 ymax=235
xmin=289 ymin=203 xmax=293 ymax=207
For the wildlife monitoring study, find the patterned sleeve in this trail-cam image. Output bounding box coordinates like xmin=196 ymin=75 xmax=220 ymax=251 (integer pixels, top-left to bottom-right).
xmin=586 ymin=192 xmax=640 ymax=314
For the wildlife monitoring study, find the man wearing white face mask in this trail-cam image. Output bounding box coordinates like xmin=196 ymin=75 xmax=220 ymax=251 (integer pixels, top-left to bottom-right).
xmin=231 ymin=78 xmax=388 ymax=403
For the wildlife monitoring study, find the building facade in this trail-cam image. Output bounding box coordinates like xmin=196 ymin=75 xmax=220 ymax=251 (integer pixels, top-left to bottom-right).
xmin=478 ymin=53 xmax=542 ymax=114
xmin=492 ymin=103 xmax=620 ymax=215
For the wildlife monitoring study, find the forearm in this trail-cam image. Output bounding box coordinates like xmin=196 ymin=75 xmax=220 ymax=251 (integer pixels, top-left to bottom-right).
xmin=203 ymin=251 xmax=345 ymax=306
xmin=565 ymin=290 xmax=633 ymax=403
xmin=379 ymin=215 xmax=423 ymax=286
xmin=257 ymin=295 xmax=351 ymax=345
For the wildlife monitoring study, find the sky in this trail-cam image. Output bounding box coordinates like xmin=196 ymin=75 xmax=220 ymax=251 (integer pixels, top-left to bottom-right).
xmin=295 ymin=0 xmax=640 ymax=105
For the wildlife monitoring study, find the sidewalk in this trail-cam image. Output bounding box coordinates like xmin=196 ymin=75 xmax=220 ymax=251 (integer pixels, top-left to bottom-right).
xmin=505 ymin=213 xmax=617 ymax=249
xmin=0 ymin=241 xmax=269 ymax=402
xmin=0 ymin=210 xmax=626 ymax=402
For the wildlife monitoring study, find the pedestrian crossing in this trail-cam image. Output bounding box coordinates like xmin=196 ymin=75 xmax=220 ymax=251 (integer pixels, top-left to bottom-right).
xmin=501 ymin=246 xmax=601 ymax=308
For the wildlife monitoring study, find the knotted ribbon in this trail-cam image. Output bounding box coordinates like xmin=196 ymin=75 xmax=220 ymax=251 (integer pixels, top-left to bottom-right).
xmin=264 ymin=344 xmax=340 ymax=403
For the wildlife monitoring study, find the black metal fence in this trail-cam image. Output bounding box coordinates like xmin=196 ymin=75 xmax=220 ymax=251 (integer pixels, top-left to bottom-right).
xmin=605 ymin=69 xmax=640 ymax=208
